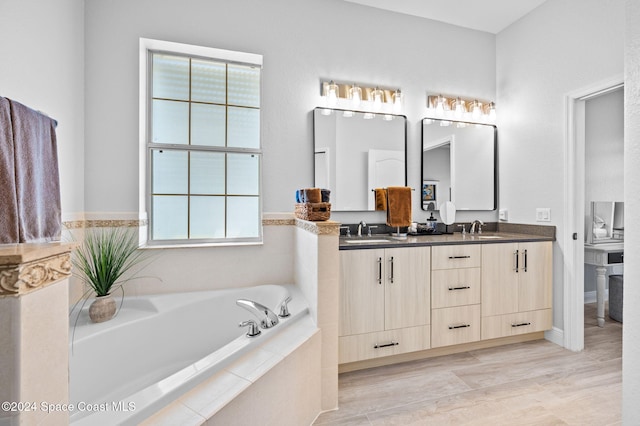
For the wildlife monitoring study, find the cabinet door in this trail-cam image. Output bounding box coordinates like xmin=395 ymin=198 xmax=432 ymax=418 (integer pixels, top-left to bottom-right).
xmin=339 ymin=249 xmax=385 ymax=336
xmin=384 ymin=247 xmax=431 ymax=330
xmin=518 ymin=241 xmax=553 ymax=312
xmin=481 ymin=243 xmax=519 ymax=316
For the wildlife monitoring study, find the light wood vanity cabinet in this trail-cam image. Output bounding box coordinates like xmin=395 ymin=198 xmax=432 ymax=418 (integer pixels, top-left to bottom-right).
xmin=430 ymin=245 xmax=482 ymax=348
xmin=481 ymin=241 xmax=553 ymax=339
xmin=338 ymin=239 xmax=553 ymax=367
xmin=339 ymin=247 xmax=431 ymax=363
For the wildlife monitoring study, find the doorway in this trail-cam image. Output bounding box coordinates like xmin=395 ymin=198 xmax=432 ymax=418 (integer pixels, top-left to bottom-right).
xmin=564 ymin=76 xmax=624 ymax=352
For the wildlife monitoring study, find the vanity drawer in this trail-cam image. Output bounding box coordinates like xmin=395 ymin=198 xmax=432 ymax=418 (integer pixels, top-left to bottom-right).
xmin=432 ymin=245 xmax=481 ymax=270
xmin=481 ymin=309 xmax=552 ymax=340
xmin=338 ymin=325 xmax=430 ymax=364
xmin=431 ymin=268 xmax=481 ymax=308
xmin=431 ymin=305 xmax=481 ymax=348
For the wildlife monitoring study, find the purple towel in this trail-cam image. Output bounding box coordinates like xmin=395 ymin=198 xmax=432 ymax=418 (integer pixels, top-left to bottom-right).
xmin=0 ymin=97 xmax=20 ymax=243
xmin=9 ymin=99 xmax=61 ymax=243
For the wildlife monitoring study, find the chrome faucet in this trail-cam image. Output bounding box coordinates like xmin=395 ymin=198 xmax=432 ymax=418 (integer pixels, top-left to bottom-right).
xmin=357 ymin=220 xmax=367 ymax=237
xmin=236 ymin=299 xmax=279 ymax=329
xmin=469 ymin=220 xmax=484 ymax=234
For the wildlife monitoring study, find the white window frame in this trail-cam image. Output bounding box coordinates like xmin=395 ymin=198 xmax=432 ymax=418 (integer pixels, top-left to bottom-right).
xmin=139 ymin=38 xmax=263 ymax=247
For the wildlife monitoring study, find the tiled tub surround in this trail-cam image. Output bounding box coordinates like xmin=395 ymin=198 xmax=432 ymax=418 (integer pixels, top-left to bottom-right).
xmin=70 ymin=284 xmax=318 ymax=425
xmin=0 ymin=243 xmax=75 ymax=425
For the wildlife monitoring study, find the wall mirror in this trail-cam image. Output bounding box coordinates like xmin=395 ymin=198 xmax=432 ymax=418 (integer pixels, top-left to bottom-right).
xmin=421 ymin=119 xmax=496 ymax=211
xmin=314 ymin=108 xmax=406 ymax=211
xmin=587 ymin=201 xmax=624 ymax=244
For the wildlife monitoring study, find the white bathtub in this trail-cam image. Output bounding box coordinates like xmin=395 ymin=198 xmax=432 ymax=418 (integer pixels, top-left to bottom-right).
xmin=69 ymin=284 xmax=309 ymax=425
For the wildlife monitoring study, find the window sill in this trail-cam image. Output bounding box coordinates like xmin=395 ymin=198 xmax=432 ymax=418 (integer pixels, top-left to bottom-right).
xmin=140 ymin=240 xmax=264 ymax=250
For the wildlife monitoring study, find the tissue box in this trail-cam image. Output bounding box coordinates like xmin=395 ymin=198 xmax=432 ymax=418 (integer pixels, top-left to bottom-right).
xmin=294 ymin=202 xmax=331 ymax=221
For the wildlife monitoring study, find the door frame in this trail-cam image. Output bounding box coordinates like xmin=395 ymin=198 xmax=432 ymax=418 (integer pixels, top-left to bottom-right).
xmin=563 ymin=74 xmax=623 ymax=351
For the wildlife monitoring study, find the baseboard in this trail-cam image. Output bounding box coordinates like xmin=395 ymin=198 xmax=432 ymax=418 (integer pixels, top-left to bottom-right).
xmin=584 ymin=290 xmax=608 ymax=304
xmin=544 ymin=326 xmax=564 ymax=347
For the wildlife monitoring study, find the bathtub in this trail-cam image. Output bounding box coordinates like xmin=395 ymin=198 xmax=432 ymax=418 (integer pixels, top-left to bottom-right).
xmin=69 ymin=284 xmax=310 ymax=425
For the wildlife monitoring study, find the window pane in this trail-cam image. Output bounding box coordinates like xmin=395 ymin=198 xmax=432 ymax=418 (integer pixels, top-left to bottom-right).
xmin=191 ymin=59 xmax=226 ymax=103
xmin=153 ymin=54 xmax=189 ymax=101
xmin=227 ymin=197 xmax=260 ymax=238
xmin=191 ymin=151 xmax=225 ymax=195
xmin=227 ymin=153 xmax=259 ymax=195
xmin=190 ymin=196 xmax=225 ymax=239
xmin=191 ymin=103 xmax=225 ymax=147
xmin=228 ymin=107 xmax=259 ymax=148
xmin=153 ymin=196 xmax=188 ymax=239
xmin=152 ymin=100 xmax=189 ymax=144
xmin=152 ymin=150 xmax=188 ymax=194
xmin=228 ymin=64 xmax=260 ymax=108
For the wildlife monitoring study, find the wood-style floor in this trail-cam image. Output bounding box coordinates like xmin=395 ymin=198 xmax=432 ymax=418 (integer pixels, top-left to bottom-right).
xmin=315 ymin=303 xmax=622 ymax=425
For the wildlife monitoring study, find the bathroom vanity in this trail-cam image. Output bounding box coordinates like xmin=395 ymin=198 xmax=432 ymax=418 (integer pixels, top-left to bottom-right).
xmin=338 ymin=231 xmax=553 ymax=371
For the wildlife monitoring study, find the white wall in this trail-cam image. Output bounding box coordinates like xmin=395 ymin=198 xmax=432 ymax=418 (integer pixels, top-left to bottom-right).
xmin=496 ymin=0 xmax=625 ymax=330
xmin=0 ymin=0 xmax=85 ymax=220
xmin=83 ymin=0 xmax=497 ymax=225
xmin=623 ymin=0 xmax=640 ymax=420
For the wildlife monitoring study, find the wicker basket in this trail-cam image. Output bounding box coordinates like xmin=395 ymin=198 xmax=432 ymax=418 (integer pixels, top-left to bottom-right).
xmin=294 ymin=202 xmax=331 ymax=221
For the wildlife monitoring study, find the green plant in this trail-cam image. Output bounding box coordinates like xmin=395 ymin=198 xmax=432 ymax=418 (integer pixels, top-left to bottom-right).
xmin=73 ymin=227 xmax=148 ymax=297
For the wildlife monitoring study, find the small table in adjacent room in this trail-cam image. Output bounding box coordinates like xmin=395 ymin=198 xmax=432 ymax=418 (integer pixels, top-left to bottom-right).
xmin=584 ymin=242 xmax=624 ymax=327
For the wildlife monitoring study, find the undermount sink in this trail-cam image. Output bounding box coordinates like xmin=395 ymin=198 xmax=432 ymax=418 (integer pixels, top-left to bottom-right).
xmin=476 ymin=235 xmax=502 ymax=239
xmin=344 ymin=239 xmax=390 ymax=244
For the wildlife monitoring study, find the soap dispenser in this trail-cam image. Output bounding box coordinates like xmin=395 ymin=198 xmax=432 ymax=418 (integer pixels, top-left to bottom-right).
xmin=426 ymin=212 xmax=438 ymax=233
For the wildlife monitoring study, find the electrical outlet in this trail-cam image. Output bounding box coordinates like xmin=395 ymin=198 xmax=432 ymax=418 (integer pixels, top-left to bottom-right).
xmin=536 ymin=208 xmax=551 ymax=222
xmin=499 ymin=209 xmax=508 ymax=221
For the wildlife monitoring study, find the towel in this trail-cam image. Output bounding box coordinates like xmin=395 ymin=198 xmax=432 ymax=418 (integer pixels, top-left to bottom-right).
xmin=304 ymin=188 xmax=322 ymax=203
xmin=9 ymin=98 xmax=61 ymax=243
xmin=374 ymin=188 xmax=387 ymax=211
xmin=386 ymin=186 xmax=412 ymax=227
xmin=0 ymin=97 xmax=19 ymax=243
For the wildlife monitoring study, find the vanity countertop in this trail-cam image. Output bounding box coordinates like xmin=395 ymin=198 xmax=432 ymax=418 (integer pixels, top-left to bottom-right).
xmin=339 ymin=231 xmax=554 ymax=250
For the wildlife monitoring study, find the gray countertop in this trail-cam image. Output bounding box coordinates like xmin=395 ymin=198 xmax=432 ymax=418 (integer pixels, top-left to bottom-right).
xmin=339 ymin=231 xmax=554 ymax=250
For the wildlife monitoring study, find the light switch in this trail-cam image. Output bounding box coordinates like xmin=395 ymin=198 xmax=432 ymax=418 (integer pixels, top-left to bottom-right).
xmin=536 ymin=208 xmax=551 ymax=222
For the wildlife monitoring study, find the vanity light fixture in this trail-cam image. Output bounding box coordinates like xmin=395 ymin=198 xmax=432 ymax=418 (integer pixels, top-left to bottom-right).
xmin=426 ymin=94 xmax=496 ymax=123
xmin=321 ymin=80 xmax=403 ymax=113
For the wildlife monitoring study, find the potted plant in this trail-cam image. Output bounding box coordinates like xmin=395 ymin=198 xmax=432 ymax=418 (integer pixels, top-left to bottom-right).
xmin=73 ymin=226 xmax=149 ymax=323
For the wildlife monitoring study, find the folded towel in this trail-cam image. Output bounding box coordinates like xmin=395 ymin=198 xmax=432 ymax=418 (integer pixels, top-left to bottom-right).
xmin=321 ymin=188 xmax=331 ymax=203
xmin=386 ymin=186 xmax=412 ymax=227
xmin=9 ymin=98 xmax=61 ymax=243
xmin=305 ymin=188 xmax=322 ymax=203
xmin=0 ymin=96 xmax=19 ymax=243
xmin=375 ymin=188 xmax=387 ymax=211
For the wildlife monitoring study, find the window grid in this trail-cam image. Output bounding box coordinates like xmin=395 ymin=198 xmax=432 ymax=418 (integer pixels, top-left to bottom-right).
xmin=148 ymin=51 xmax=261 ymax=243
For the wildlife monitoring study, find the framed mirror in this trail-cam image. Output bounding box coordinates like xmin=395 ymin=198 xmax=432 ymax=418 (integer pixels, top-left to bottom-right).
xmin=421 ymin=119 xmax=496 ymax=211
xmin=587 ymin=201 xmax=624 ymax=244
xmin=314 ymin=108 xmax=406 ymax=211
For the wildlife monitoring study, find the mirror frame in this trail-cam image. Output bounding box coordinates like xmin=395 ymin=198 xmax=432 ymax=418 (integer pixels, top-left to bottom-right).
xmin=313 ymin=107 xmax=408 ymax=212
xmin=420 ymin=118 xmax=497 ymax=211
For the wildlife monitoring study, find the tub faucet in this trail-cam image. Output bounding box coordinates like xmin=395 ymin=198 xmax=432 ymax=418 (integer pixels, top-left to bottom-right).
xmin=470 ymin=220 xmax=484 ymax=234
xmin=236 ymin=299 xmax=279 ymax=329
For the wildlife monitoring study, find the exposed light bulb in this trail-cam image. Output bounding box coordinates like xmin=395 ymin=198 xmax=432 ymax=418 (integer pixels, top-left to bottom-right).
xmin=454 ymin=98 xmax=465 ymax=119
xmin=371 ymin=87 xmax=383 ymax=111
xmin=349 ymin=85 xmax=362 ymax=107
xmin=488 ymin=102 xmax=496 ymax=121
xmin=472 ymin=100 xmax=482 ymax=120
xmin=435 ymin=95 xmax=445 ymax=116
xmin=325 ymin=81 xmax=339 ymax=107
xmin=392 ymin=89 xmax=403 ymax=113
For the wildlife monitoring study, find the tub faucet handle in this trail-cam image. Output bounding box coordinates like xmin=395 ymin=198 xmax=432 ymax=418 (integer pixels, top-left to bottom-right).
xmin=278 ymin=296 xmax=292 ymax=318
xmin=239 ymin=319 xmax=262 ymax=337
